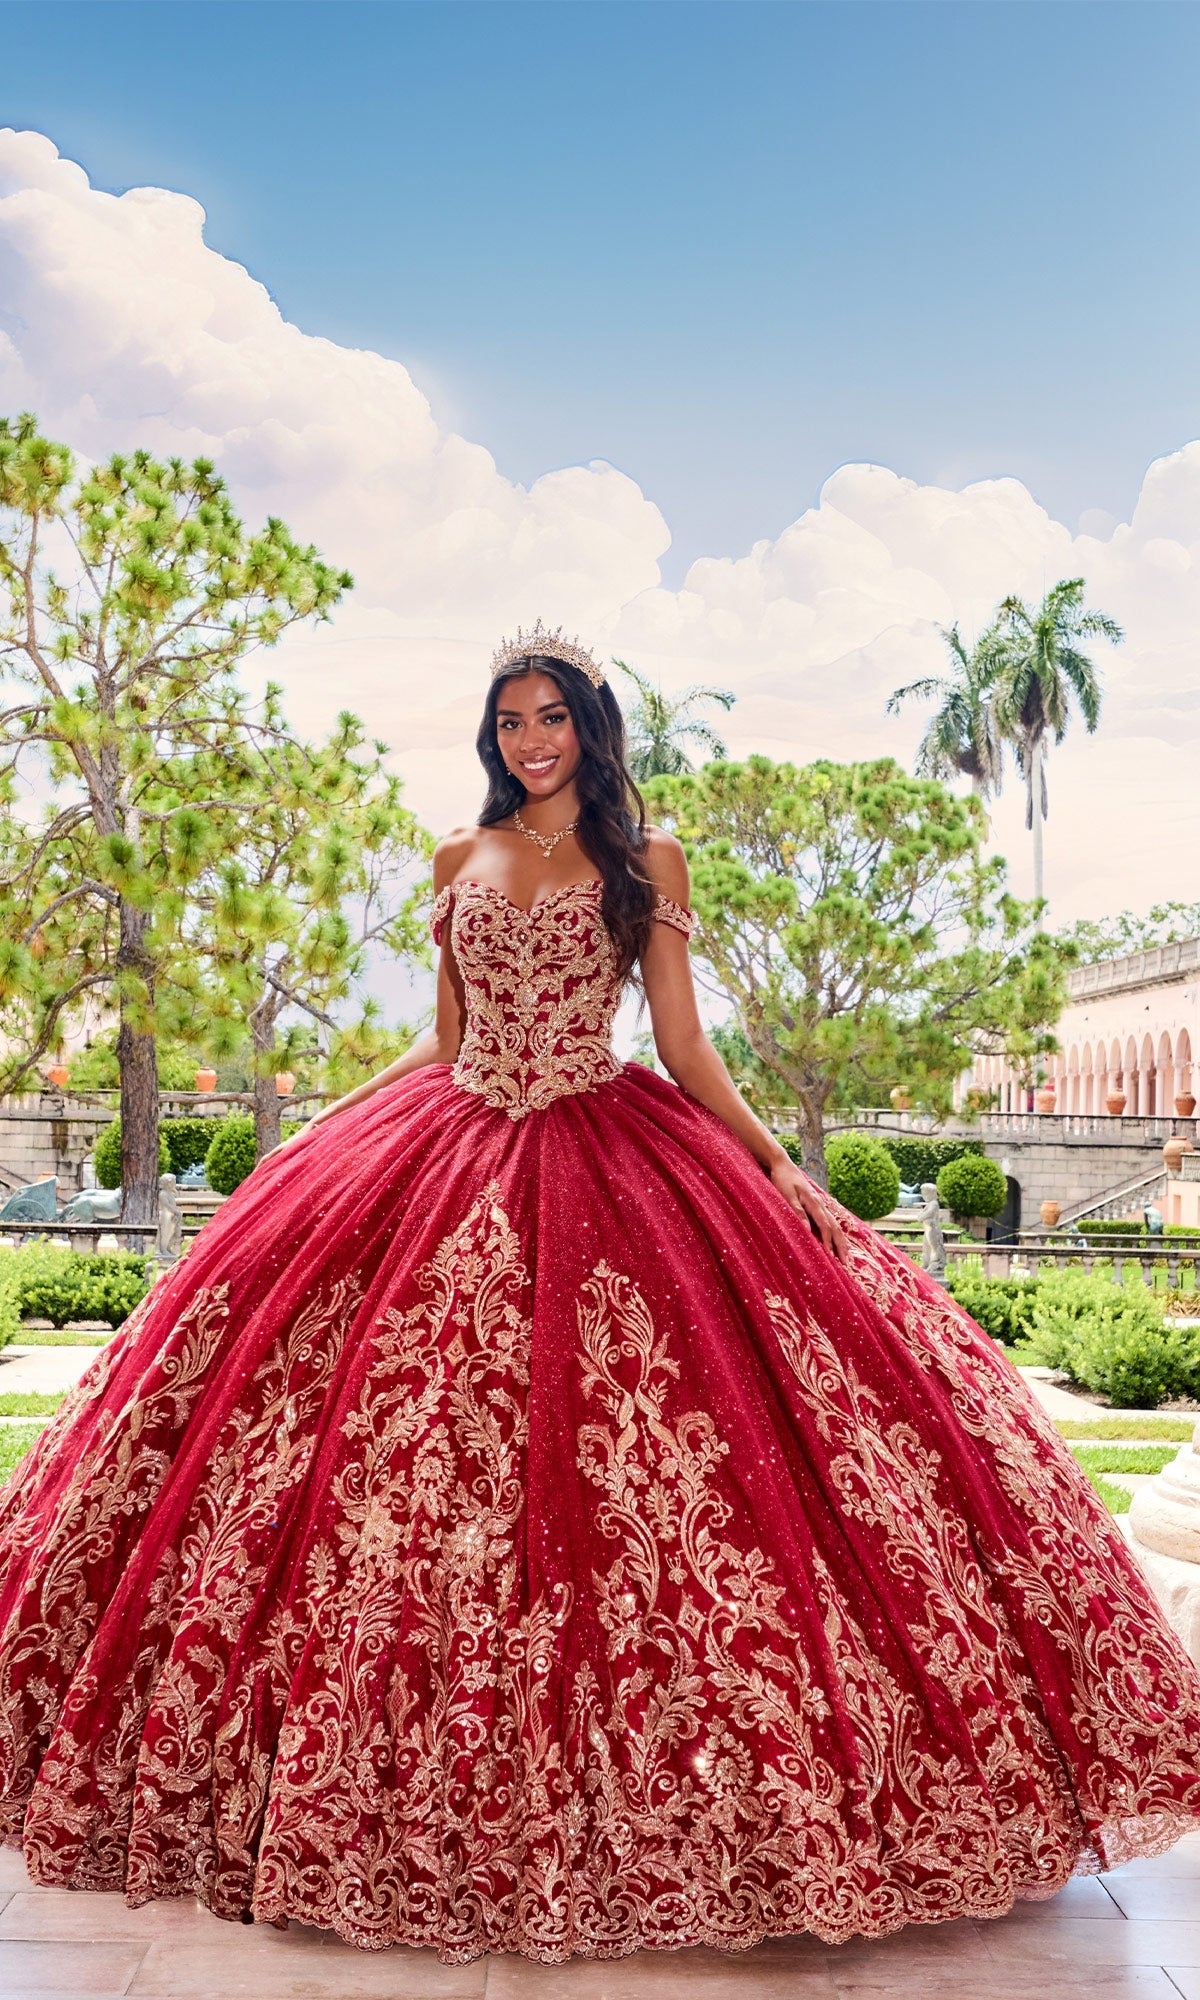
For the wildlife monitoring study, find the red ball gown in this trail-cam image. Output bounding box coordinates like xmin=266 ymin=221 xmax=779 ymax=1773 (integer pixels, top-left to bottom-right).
xmin=2 ymin=878 xmax=1199 ymax=1964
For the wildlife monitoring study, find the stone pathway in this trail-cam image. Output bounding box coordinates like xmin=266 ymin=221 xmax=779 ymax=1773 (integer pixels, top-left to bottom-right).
xmin=1 ymin=1838 xmax=1199 ymax=1997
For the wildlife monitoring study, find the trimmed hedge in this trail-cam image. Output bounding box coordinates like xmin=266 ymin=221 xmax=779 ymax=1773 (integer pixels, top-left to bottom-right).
xmin=825 ymin=1134 xmax=901 ymax=1222
xmin=879 ymin=1136 xmax=983 ymax=1187
xmin=936 ymin=1153 xmax=1008 ymax=1221
xmin=204 ymin=1116 xmax=301 ymax=1196
xmin=0 ymin=1241 xmax=149 ymax=1330
xmin=1021 ymin=1269 xmax=1200 ymax=1409
xmin=946 ymin=1270 xmax=1039 ymax=1346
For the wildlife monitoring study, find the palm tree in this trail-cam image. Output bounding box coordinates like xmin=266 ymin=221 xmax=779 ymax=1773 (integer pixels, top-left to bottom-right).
xmin=615 ymin=661 xmax=735 ymax=780
xmin=988 ymin=578 xmax=1122 ymax=906
xmin=886 ymin=624 xmax=1003 ymax=799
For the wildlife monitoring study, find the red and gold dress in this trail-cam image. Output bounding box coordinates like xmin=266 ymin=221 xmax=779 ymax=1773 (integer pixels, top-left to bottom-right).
xmin=1 ymin=879 xmax=1199 ymax=1963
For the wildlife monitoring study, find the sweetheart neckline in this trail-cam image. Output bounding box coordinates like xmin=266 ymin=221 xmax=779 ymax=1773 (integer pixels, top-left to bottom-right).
xmin=448 ymin=877 xmax=602 ymax=917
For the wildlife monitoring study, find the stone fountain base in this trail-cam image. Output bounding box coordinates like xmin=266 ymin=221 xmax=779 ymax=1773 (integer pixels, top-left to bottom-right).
xmin=1123 ymin=1420 xmax=1200 ymax=1665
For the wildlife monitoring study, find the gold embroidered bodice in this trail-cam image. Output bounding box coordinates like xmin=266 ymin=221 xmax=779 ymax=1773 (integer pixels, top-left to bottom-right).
xmin=430 ymin=879 xmax=694 ymax=1119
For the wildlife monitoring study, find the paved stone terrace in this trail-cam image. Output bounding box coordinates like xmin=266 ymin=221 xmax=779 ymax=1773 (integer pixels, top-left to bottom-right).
xmin=1 ymin=1836 xmax=1199 ymax=1998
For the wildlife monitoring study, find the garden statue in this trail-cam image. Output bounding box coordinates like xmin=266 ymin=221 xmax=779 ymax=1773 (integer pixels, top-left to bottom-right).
xmin=1144 ymin=1203 xmax=1165 ymax=1237
xmin=157 ymin=1173 xmax=183 ymax=1264
xmin=60 ymin=1187 xmax=121 ymax=1225
xmin=920 ymin=1182 xmax=948 ymax=1284
xmin=0 ymin=1176 xmax=58 ymax=1225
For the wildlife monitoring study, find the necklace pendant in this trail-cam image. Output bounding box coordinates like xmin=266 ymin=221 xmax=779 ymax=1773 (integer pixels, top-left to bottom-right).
xmin=514 ymin=809 xmax=577 ymax=857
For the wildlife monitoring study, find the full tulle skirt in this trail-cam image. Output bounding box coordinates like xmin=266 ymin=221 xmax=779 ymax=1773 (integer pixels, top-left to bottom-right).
xmin=1 ymin=1062 xmax=1199 ymax=1962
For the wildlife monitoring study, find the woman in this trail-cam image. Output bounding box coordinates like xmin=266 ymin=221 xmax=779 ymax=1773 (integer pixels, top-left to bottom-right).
xmin=0 ymin=623 xmax=1198 ymax=1965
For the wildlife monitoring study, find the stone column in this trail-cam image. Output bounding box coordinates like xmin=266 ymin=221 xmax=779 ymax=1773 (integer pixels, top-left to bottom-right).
xmin=1125 ymin=1422 xmax=1200 ymax=1664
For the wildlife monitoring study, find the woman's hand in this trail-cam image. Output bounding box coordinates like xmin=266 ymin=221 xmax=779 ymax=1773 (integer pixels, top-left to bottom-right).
xmin=768 ymin=1151 xmax=851 ymax=1264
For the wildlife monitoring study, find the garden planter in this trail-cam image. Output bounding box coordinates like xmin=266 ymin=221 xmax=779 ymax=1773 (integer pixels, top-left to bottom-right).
xmin=1040 ymin=1199 xmax=1062 ymax=1229
xmin=1164 ymin=1137 xmax=1196 ymax=1174
xmin=194 ymin=1067 xmax=218 ymax=1093
xmin=889 ymin=1086 xmax=912 ymax=1111
xmin=275 ymin=1071 xmax=296 ymax=1097
xmin=1034 ymin=1087 xmax=1057 ymax=1114
xmin=1176 ymin=1092 xmax=1197 ymax=1118
xmin=1106 ymin=1091 xmax=1126 ymax=1116
xmin=44 ymin=1062 xmax=69 ymax=1091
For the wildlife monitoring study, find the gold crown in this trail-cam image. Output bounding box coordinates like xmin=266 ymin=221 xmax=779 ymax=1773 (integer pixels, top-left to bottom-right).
xmin=490 ymin=620 xmax=606 ymax=689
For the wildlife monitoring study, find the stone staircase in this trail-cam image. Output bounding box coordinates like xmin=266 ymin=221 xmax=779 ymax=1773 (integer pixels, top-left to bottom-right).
xmin=1059 ymin=1167 xmax=1169 ymax=1226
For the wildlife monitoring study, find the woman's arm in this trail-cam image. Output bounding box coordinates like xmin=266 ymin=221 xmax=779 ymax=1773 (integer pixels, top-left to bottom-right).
xmin=282 ymin=833 xmax=471 ymax=1144
xmin=640 ymin=832 xmax=849 ymax=1263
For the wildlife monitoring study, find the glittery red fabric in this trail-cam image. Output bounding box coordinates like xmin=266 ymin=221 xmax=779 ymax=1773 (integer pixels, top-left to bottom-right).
xmin=1 ymin=885 xmax=1199 ymax=1963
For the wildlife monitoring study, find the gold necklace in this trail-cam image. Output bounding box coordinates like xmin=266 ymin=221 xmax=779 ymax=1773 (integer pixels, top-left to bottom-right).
xmin=512 ymin=808 xmax=577 ymax=857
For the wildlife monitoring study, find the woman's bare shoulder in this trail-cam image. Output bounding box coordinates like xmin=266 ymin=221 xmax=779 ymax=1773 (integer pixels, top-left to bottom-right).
xmin=433 ymin=826 xmax=484 ymax=889
xmin=641 ymin=825 xmax=690 ymax=900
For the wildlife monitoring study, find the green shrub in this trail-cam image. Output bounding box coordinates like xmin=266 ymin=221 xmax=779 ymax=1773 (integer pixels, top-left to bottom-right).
xmin=5 ymin=1242 xmax=148 ymax=1329
xmin=92 ymin=1118 xmax=170 ymax=1191
xmin=204 ymin=1117 xmax=257 ymax=1195
xmin=825 ymin=1134 xmax=901 ymax=1222
xmin=936 ymin=1153 xmax=1008 ymax=1221
xmin=1023 ymin=1269 xmax=1200 ymax=1409
xmin=946 ymin=1270 xmax=1039 ymax=1346
xmin=879 ymin=1137 xmax=983 ymax=1187
xmin=0 ymin=1250 xmax=20 ymax=1351
xmin=160 ymin=1117 xmax=219 ymax=1177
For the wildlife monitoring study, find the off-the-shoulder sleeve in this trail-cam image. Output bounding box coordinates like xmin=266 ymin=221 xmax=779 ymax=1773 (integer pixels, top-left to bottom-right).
xmin=653 ymin=894 xmax=695 ymax=939
xmin=430 ymin=884 xmax=454 ymax=947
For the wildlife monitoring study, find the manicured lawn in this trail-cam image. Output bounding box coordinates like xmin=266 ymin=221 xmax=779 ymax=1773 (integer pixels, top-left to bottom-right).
xmin=0 ymin=1391 xmax=66 ymax=1417
xmin=1054 ymin=1415 xmax=1196 ymax=1442
xmin=0 ymin=1424 xmax=43 ymax=1482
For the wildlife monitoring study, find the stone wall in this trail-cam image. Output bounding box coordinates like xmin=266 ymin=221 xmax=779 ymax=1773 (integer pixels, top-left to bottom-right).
xmin=0 ymin=1095 xmax=113 ymax=1197
xmin=981 ymin=1132 xmax=1165 ymax=1221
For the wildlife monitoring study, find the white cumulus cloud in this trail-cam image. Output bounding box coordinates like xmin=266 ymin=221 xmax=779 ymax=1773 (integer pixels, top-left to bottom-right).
xmin=2 ymin=128 xmax=1198 ymax=921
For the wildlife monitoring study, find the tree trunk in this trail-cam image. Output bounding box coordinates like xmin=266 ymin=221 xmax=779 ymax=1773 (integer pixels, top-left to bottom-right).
xmin=796 ymin=1088 xmax=830 ymax=1188
xmin=250 ymin=990 xmax=284 ymax=1160
xmin=1030 ymin=737 xmax=1045 ymax=906
xmin=117 ymin=898 xmax=160 ymax=1226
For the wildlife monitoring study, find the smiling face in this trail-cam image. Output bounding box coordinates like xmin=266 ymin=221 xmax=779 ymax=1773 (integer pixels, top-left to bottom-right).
xmin=494 ymin=669 xmax=583 ymax=802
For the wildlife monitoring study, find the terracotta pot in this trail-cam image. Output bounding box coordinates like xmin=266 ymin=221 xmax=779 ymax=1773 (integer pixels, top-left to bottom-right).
xmin=44 ymin=1061 xmax=69 ymax=1091
xmin=1175 ymin=1092 xmax=1197 ymax=1118
xmin=274 ymin=1071 xmax=296 ymax=1097
xmin=1164 ymin=1138 xmax=1187 ymax=1173
xmin=194 ymin=1066 xmax=218 ymax=1093
xmin=1105 ymin=1091 xmax=1126 ymax=1116
xmin=1034 ymin=1086 xmax=1057 ymax=1114
xmin=889 ymin=1086 xmax=912 ymax=1111
xmin=1040 ymin=1200 xmax=1062 ymax=1229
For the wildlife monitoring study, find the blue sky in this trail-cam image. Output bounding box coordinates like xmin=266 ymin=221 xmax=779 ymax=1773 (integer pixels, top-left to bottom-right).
xmin=5 ymin=0 xmax=1200 ymax=582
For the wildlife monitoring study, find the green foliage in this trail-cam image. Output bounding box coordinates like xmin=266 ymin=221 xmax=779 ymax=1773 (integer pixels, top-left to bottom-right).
xmin=1054 ymin=1415 xmax=1196 ymax=1442
xmin=1068 ymin=1444 xmax=1177 ymax=1477
xmin=645 ymin=755 xmax=1070 ymax=1177
xmin=160 ymin=1117 xmax=219 ymax=1176
xmin=936 ymin=1153 xmax=1008 ymax=1220
xmin=0 ymin=412 xmax=355 ymax=1209
xmin=92 ymin=1117 xmax=169 ymax=1190
xmin=1091 ymin=1477 xmax=1133 ymax=1515
xmin=0 ymin=1424 xmax=43 ymax=1484
xmin=204 ymin=1116 xmax=258 ymax=1195
xmin=67 ymin=1036 xmax=200 ymax=1091
xmin=0 ymin=1240 xmax=148 ymax=1329
xmin=1058 ymin=901 xmax=1200 ymax=966
xmin=614 ymin=661 xmax=734 ymax=780
xmin=1022 ymin=1269 xmax=1200 ymax=1409
xmin=886 ymin=623 xmax=1003 ymax=798
xmin=879 ymin=1136 xmax=983 ymax=1187
xmin=0 ymin=1248 xmax=19 ymax=1350
xmin=947 ymin=1268 xmax=1040 ymax=1346
xmin=0 ymin=1391 xmax=65 ymax=1416
xmin=710 ymin=1021 xmax=797 ymax=1118
xmin=824 ymin=1134 xmax=901 ymax=1222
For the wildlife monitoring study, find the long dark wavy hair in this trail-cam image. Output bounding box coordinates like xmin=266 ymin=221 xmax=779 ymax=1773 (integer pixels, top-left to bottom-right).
xmin=476 ymin=655 xmax=655 ymax=979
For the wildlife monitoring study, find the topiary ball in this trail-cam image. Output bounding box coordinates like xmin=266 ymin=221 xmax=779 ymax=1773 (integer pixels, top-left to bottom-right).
xmin=936 ymin=1152 xmax=1007 ymax=1220
xmin=825 ymin=1133 xmax=901 ymax=1222
xmin=204 ymin=1116 xmax=258 ymax=1196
